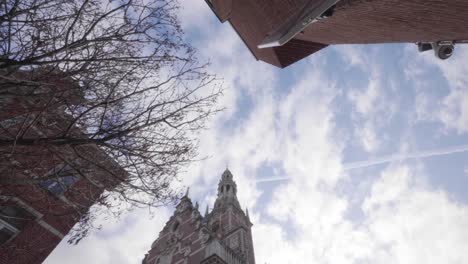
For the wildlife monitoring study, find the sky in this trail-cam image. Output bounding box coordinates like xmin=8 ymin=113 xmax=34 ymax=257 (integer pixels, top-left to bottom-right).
xmin=45 ymin=1 xmax=468 ymax=264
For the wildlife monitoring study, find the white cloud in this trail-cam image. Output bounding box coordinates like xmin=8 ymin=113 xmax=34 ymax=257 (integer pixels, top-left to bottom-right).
xmin=178 ymin=1 xmax=212 ymax=32
xmin=405 ymin=45 xmax=468 ymax=134
xmin=348 ymin=77 xmax=385 ymax=153
xmin=348 ymin=78 xmax=379 ymax=116
xmin=253 ymin=61 xmax=372 ymax=264
xmin=355 ymin=121 xmax=381 ymax=153
xmin=256 ymin=162 xmax=468 ymax=264
xmin=341 ymin=46 xmax=399 ymax=153
xmin=438 ymin=87 xmax=468 ymax=133
xmin=334 ymin=45 xmax=367 ymax=70
xmin=45 ymin=208 xmax=171 ymax=264
xmin=363 ymin=165 xmax=468 ymax=264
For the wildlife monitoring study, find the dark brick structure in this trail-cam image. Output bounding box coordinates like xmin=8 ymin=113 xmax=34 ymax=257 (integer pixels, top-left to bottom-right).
xmin=0 ymin=147 xmax=124 ymax=264
xmin=142 ymin=169 xmax=255 ymax=264
xmin=204 ymin=0 xmax=468 ymax=67
xmin=0 ymin=71 xmax=126 ymax=264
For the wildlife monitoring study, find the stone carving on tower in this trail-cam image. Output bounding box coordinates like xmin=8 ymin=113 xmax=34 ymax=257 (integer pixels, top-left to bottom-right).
xmin=142 ymin=169 xmax=255 ymax=264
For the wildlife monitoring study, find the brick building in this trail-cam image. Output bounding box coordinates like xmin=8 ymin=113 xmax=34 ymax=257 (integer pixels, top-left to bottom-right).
xmin=142 ymin=169 xmax=255 ymax=264
xmin=0 ymin=70 xmax=126 ymax=264
xmin=204 ymin=0 xmax=468 ymax=67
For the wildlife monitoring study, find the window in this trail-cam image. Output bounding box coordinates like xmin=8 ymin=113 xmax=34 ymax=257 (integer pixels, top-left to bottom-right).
xmin=0 ymin=206 xmax=35 ymax=245
xmin=230 ymin=235 xmax=239 ymax=249
xmin=38 ymin=165 xmax=79 ymax=195
xmin=211 ymin=221 xmax=220 ymax=233
xmin=39 ymin=175 xmax=79 ymax=195
xmin=0 ymin=226 xmax=16 ymax=244
xmin=172 ymin=221 xmax=180 ymax=232
xmin=0 ymin=114 xmax=28 ymax=129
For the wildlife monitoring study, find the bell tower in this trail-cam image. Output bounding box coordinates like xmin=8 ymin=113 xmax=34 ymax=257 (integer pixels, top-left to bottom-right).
xmin=213 ymin=169 xmax=241 ymax=210
xmin=142 ymin=169 xmax=255 ymax=264
xmin=206 ymin=169 xmax=255 ymax=264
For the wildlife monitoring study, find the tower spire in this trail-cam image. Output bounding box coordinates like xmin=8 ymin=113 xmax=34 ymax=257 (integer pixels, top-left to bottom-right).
xmin=213 ymin=168 xmax=241 ymax=210
xmin=205 ymin=205 xmax=209 ymax=217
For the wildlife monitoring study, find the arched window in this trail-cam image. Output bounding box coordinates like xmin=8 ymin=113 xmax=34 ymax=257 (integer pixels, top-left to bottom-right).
xmin=172 ymin=221 xmax=180 ymax=232
xmin=211 ymin=221 xmax=220 ymax=233
xmin=226 ymin=185 xmax=230 ymax=192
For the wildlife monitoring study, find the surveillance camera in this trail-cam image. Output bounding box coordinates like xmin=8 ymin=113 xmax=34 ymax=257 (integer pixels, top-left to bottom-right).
xmin=431 ymin=42 xmax=454 ymax=60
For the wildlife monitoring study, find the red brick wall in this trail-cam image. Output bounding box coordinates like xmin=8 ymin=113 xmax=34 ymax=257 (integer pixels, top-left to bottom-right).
xmin=144 ymin=197 xmax=255 ymax=264
xmin=0 ymin=71 xmax=124 ymax=263
xmin=0 ymin=171 xmax=113 ymax=263
xmin=0 ymin=219 xmax=61 ymax=264
xmin=300 ymin=0 xmax=468 ymax=44
xmin=146 ymin=201 xmax=208 ymax=263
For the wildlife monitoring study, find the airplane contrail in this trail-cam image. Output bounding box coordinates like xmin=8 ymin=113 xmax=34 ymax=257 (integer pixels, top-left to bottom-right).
xmin=342 ymin=143 xmax=468 ymax=170
xmin=255 ymin=144 xmax=468 ymax=183
xmin=255 ymin=177 xmax=292 ymax=183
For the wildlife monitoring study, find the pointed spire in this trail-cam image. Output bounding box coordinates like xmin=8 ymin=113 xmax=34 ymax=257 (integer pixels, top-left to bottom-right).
xmin=214 ymin=169 xmax=241 ymax=210
xmin=246 ymin=208 xmax=250 ymax=219
xmin=195 ymin=201 xmax=199 ymax=209
xmin=184 ymin=187 xmax=190 ymax=197
xmin=205 ymin=205 xmax=209 ymax=217
xmin=221 ymin=168 xmax=233 ymax=180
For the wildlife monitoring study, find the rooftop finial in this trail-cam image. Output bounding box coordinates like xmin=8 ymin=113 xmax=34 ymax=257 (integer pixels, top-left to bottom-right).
xmin=185 ymin=187 xmax=190 ymax=197
xmin=222 ymin=167 xmax=233 ymax=180
xmin=205 ymin=205 xmax=209 ymax=217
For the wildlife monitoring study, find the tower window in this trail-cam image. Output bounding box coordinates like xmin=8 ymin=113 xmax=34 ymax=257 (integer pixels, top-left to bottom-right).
xmin=172 ymin=221 xmax=180 ymax=232
xmin=212 ymin=221 xmax=220 ymax=233
xmin=226 ymin=185 xmax=230 ymax=192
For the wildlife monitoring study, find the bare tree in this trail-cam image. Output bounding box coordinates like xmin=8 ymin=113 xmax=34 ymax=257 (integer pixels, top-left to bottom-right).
xmin=0 ymin=0 xmax=221 ymax=243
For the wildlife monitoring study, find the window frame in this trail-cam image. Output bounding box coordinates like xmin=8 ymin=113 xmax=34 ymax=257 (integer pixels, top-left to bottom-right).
xmin=0 ymin=218 xmax=19 ymax=245
xmin=0 ymin=205 xmax=36 ymax=245
xmin=38 ymin=164 xmax=80 ymax=195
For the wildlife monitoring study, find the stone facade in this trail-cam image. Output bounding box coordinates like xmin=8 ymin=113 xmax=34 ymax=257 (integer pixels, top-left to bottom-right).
xmin=143 ymin=169 xmax=255 ymax=264
xmin=204 ymin=0 xmax=468 ymax=67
